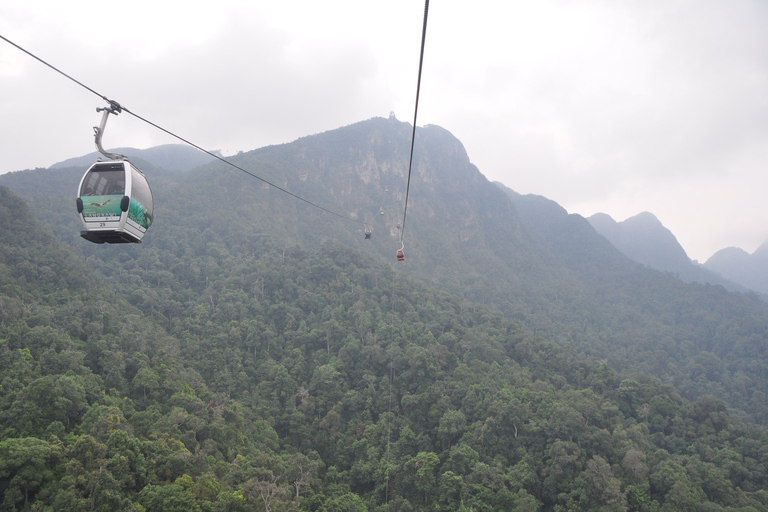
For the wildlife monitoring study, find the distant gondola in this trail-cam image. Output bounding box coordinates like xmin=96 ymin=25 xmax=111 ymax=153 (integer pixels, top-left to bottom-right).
xmin=76 ymin=103 xmax=154 ymax=244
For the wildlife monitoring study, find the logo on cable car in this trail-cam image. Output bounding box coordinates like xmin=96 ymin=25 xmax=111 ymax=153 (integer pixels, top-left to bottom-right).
xmin=128 ymin=199 xmax=152 ymax=229
xmin=82 ymin=195 xmax=122 ymax=221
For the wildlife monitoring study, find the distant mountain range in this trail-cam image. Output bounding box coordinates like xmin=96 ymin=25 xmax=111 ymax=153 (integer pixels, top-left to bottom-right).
xmin=50 ymin=144 xmax=217 ymax=173
xmin=586 ymin=210 xmax=768 ymax=298
xmin=705 ymin=243 xmax=768 ymax=295
xmin=34 ymin=139 xmax=768 ymax=298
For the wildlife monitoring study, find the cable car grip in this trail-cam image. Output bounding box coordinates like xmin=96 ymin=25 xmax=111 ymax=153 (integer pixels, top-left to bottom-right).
xmin=93 ymin=103 xmax=125 ymax=161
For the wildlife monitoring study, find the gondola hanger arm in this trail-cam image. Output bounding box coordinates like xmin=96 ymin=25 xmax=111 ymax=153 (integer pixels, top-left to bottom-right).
xmin=93 ymin=103 xmax=125 ymax=161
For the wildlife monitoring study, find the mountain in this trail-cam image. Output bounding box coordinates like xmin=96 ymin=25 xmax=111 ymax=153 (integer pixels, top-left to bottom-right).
xmin=4 ymin=117 xmax=768 ymax=427
xmin=494 ymin=185 xmax=636 ymax=277
xmin=587 ymin=211 xmax=692 ymax=271
xmin=587 ymin=211 xmax=750 ymax=293
xmin=706 ymin=241 xmax=768 ymax=295
xmin=50 ymin=143 xmax=217 ymax=173
xmin=4 ymin=117 xmax=768 ymax=510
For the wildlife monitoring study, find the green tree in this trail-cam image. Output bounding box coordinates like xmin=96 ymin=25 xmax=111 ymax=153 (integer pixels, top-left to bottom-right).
xmin=132 ymin=366 xmax=161 ymax=400
xmin=437 ymin=409 xmax=466 ymax=450
xmin=138 ymin=483 xmax=202 ymax=512
xmin=0 ymin=437 xmax=62 ymax=508
xmin=411 ymin=452 xmax=439 ymax=506
xmin=322 ymin=492 xmax=367 ymax=512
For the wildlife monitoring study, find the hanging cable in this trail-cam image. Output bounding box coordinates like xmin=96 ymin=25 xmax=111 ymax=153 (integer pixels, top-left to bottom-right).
xmin=385 ymin=262 xmax=399 ymax=503
xmin=386 ymin=1 xmax=430 ymax=489
xmin=120 ymin=108 xmax=356 ymax=221
xmin=399 ymin=0 xmax=430 ymax=244
xmin=0 ymin=33 xmax=357 ymax=223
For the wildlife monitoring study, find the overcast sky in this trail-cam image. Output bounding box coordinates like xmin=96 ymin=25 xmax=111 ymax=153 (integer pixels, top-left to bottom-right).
xmin=2 ymin=0 xmax=767 ymax=262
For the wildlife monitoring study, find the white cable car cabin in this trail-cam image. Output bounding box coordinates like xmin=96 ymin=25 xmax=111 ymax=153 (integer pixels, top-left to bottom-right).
xmin=75 ymin=103 xmax=154 ymax=244
xmin=76 ymin=159 xmax=154 ymax=243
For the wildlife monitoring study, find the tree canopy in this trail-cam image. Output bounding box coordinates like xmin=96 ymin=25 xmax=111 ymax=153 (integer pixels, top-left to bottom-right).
xmin=1 ymin=184 xmax=768 ymax=510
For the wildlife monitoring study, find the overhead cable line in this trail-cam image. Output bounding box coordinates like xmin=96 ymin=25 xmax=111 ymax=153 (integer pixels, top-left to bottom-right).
xmin=119 ymin=108 xmax=356 ymax=221
xmin=399 ymin=0 xmax=430 ymax=244
xmin=384 ymin=1 xmax=429 ymax=486
xmin=0 ymin=33 xmax=357 ymax=223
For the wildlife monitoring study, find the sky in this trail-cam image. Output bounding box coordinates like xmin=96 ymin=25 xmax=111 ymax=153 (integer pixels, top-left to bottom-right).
xmin=2 ymin=0 xmax=767 ymax=262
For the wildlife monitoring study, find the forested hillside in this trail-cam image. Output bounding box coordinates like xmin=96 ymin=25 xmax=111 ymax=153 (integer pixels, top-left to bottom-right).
xmin=2 ymin=185 xmax=768 ymax=511
xmin=494 ymin=180 xmax=768 ymax=425
xmin=6 ymin=117 xmax=768 ymax=421
xmin=5 ymin=117 xmax=768 ymax=427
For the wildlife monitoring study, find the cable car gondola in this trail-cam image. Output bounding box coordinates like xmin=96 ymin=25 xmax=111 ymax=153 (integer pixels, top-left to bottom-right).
xmin=77 ymin=160 xmax=153 ymax=243
xmin=76 ymin=104 xmax=154 ymax=244
xmin=396 ymin=242 xmax=405 ymax=261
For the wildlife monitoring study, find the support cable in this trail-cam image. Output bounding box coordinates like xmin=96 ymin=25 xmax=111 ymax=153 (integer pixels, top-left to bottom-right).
xmin=0 ymin=33 xmax=357 ymax=223
xmin=399 ymin=0 xmax=430 ymax=244
xmin=385 ymin=263 xmax=398 ymax=503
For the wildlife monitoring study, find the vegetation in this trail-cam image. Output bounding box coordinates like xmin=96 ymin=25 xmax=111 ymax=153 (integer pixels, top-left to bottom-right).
xmin=1 ymin=185 xmax=768 ymax=511
xmin=3 ymin=118 xmax=768 ymax=510
xmin=6 ymin=118 xmax=768 ymax=427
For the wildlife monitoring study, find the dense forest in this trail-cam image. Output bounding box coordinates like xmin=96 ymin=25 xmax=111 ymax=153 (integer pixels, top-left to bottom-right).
xmin=3 ymin=118 xmax=768 ymax=510
xmin=2 ymin=184 xmax=768 ymax=511
xmin=6 ymin=121 xmax=768 ymax=432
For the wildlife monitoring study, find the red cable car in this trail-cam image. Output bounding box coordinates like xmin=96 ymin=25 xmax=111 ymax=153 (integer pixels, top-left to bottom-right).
xmin=396 ymin=248 xmax=405 ymax=261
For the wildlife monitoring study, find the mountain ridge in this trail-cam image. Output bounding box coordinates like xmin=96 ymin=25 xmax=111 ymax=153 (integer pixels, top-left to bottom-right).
xmin=706 ymin=241 xmax=768 ymax=295
xmin=50 ymin=143 xmax=217 ymax=173
xmin=586 ymin=210 xmax=752 ymax=294
xmin=3 ymin=117 xmax=768 ymax=425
